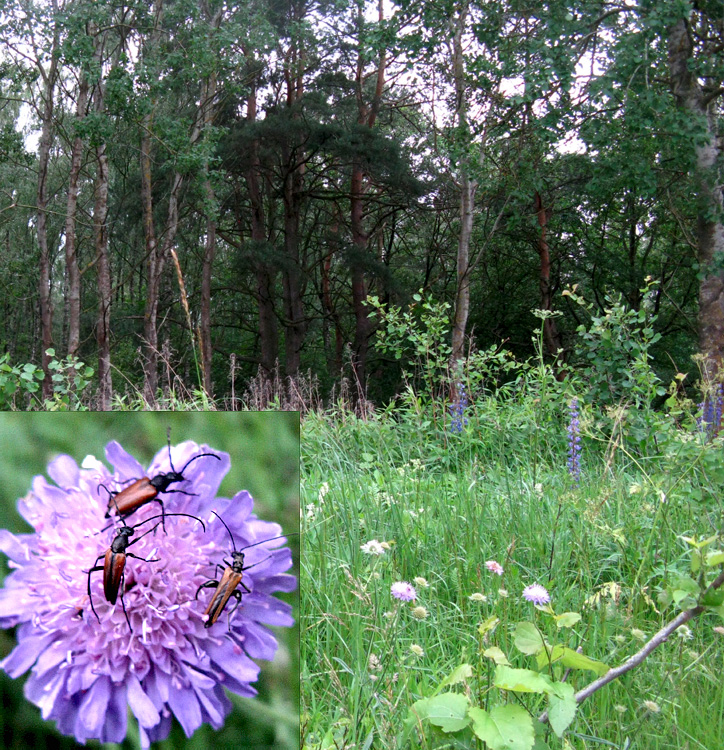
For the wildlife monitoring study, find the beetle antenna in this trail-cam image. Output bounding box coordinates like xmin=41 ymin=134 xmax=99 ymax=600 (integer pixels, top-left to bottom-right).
xmin=211 ymin=510 xmax=237 ymax=553
xmin=133 ymin=511 xmax=206 ymax=534
xmin=237 ymin=532 xmax=299 ymax=553
xmin=166 ymin=426 xmax=176 ymax=474
xmin=178 ymin=451 xmax=222 ymax=476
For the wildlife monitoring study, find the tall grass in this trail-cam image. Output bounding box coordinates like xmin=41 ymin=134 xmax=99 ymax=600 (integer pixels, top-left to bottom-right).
xmin=301 ymin=385 xmax=724 ymax=749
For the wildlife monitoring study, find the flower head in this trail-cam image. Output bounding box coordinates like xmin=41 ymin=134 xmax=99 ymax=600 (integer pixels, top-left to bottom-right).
xmin=361 ymin=539 xmax=386 ymax=556
xmin=522 ymin=583 xmax=551 ymax=606
xmin=391 ymin=581 xmax=417 ymax=602
xmin=566 ymin=397 xmax=582 ymax=482
xmin=0 ymin=439 xmax=296 ymax=748
xmin=485 ymin=560 xmax=504 ymax=576
xmin=411 ymin=606 xmax=429 ymax=620
xmin=449 ymin=382 xmax=469 ymax=434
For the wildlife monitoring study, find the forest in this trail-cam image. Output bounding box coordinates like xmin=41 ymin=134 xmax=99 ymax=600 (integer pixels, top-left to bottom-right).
xmin=0 ymin=0 xmax=722 ymax=408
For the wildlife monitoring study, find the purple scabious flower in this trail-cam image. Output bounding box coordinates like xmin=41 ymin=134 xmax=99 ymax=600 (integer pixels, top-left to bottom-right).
xmin=449 ymin=382 xmax=469 ymax=434
xmin=566 ymin=397 xmax=581 ymax=482
xmin=391 ymin=581 xmax=417 ymax=601
xmin=522 ymin=583 xmax=551 ymax=606
xmin=0 ymin=440 xmax=296 ymax=748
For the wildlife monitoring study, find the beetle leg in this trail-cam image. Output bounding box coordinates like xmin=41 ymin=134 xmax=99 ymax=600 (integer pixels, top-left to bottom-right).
xmin=195 ymin=580 xmax=219 ymax=600
xmin=86 ymin=555 xmax=105 ymax=623
xmin=125 ymin=552 xmax=160 ymax=563
xmin=119 ymin=570 xmax=132 ymax=632
xmin=225 ymin=590 xmax=244 ymax=631
xmin=160 ymin=488 xmax=197 ymax=498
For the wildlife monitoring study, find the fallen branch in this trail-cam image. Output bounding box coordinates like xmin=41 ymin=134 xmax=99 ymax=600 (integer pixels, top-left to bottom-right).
xmin=538 ymin=568 xmax=724 ymax=724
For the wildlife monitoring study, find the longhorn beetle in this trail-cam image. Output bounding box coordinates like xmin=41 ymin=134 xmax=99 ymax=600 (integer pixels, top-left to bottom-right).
xmin=101 ymin=429 xmax=220 ymax=529
xmin=87 ymin=511 xmax=205 ymax=631
xmin=195 ymin=511 xmax=297 ymax=630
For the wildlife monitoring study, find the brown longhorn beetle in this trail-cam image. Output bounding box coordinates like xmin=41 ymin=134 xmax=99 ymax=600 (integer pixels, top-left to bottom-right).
xmin=87 ymin=512 xmax=205 ymax=631
xmin=100 ymin=429 xmax=220 ymax=529
xmin=195 ymin=511 xmax=296 ymax=630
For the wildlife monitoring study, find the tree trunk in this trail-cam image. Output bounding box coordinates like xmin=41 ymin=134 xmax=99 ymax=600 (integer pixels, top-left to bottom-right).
xmin=534 ymin=190 xmax=563 ymax=358
xmin=64 ymin=74 xmax=90 ymax=360
xmin=36 ymin=0 xmax=60 ymax=400
xmin=281 ymin=55 xmax=306 ymax=376
xmin=200 ymin=74 xmax=218 ymax=397
xmin=282 ymin=173 xmax=305 ymax=376
xmin=140 ymin=115 xmax=160 ymax=404
xmin=668 ymin=15 xmax=724 ymax=383
xmin=349 ymin=0 xmax=386 ymax=393
xmin=450 ymin=0 xmax=476 ymax=373
xmin=94 ymin=136 xmax=112 ymax=409
xmin=244 ymin=73 xmax=278 ymax=375
xmin=93 ymin=27 xmax=112 ymax=410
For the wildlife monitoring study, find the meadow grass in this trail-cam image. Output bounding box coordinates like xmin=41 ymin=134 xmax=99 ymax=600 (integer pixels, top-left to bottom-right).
xmin=301 ymin=392 xmax=724 ymax=749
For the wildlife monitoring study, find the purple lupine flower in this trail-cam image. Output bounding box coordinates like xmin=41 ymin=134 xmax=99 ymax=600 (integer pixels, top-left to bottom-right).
xmin=391 ymin=581 xmax=417 ymax=601
xmin=0 ymin=439 xmax=296 ymax=748
xmin=449 ymin=382 xmax=469 ymax=434
xmin=566 ymin=397 xmax=581 ymax=482
xmin=522 ymin=583 xmax=551 ymax=606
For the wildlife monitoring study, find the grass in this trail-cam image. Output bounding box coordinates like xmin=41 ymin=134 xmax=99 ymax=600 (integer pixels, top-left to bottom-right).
xmin=300 ymin=392 xmax=724 ymax=749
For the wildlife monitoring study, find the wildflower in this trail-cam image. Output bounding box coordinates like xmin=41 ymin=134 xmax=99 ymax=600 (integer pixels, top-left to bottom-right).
xmin=614 ymin=705 xmax=628 ymax=714
xmin=676 ymin=625 xmax=693 ymax=641
xmin=498 ymin=588 xmax=509 ymax=598
xmin=534 ymin=483 xmax=543 ymax=495
xmin=631 ymin=628 xmax=647 ymax=642
xmin=469 ymin=592 xmax=487 ymax=602
xmin=485 ymin=560 xmax=504 ymax=576
xmin=714 ymin=626 xmax=724 ymax=636
xmin=360 ymin=539 xmax=386 ymax=556
xmin=449 ymin=382 xmax=469 ymax=434
xmin=391 ymin=582 xmax=417 ymax=602
xmin=642 ymin=700 xmax=660 ymax=714
xmin=522 ymin=583 xmax=551 ymax=606
xmin=411 ymin=606 xmax=429 ymax=620
xmin=318 ymin=482 xmax=329 ymax=502
xmin=566 ymin=398 xmax=582 ymax=482
xmin=413 ymin=576 xmax=429 ymax=588
xmin=409 ymin=644 xmax=424 ymax=657
xmin=0 ymin=439 xmax=296 ymax=748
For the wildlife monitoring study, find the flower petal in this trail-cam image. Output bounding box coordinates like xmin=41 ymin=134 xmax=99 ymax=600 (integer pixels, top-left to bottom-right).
xmin=0 ymin=630 xmax=56 ymax=676
xmin=168 ymin=685 xmax=202 ymax=737
xmin=78 ymin=676 xmax=111 ymax=734
xmin=46 ymin=454 xmax=81 ymax=489
xmin=127 ymin=674 xmax=161 ymax=728
xmin=0 ymin=529 xmax=31 ymax=564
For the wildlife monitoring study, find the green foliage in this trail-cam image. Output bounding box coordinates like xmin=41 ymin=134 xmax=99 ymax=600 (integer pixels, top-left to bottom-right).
xmin=0 ymin=354 xmax=44 ymax=408
xmin=564 ymin=280 xmax=666 ymax=407
xmin=43 ymin=349 xmax=94 ymax=411
xmin=367 ymin=291 xmax=452 ymax=399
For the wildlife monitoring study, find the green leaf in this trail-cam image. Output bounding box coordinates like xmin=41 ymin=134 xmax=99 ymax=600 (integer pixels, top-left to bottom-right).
xmin=483 ymin=647 xmax=511 ymax=665
xmin=513 ymin=622 xmax=545 ymax=654
xmin=412 ymin=693 xmax=469 ymax=733
xmin=557 ymin=648 xmax=609 ymax=677
xmin=705 ymin=550 xmax=724 ymax=567
xmin=547 ymin=681 xmax=577 ymax=737
xmin=437 ymin=664 xmax=473 ymax=692
xmin=494 ymin=665 xmax=554 ymax=694
xmin=478 ymin=615 xmax=500 ymax=636
xmin=554 ymin=612 xmax=582 ymax=629
xmin=469 ymin=704 xmax=535 ymax=750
